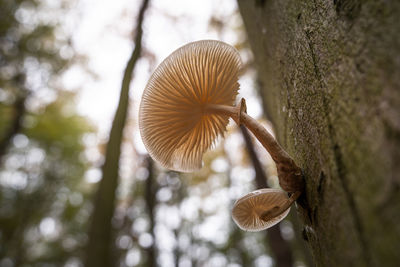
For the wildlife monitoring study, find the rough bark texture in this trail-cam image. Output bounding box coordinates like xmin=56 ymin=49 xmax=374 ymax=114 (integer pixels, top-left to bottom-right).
xmin=237 ymin=1 xmax=400 ymax=266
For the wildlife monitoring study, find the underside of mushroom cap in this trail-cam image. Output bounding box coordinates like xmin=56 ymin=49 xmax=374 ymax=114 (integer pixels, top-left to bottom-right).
xmin=232 ymin=188 xmax=290 ymax=232
xmin=139 ymin=40 xmax=242 ymax=172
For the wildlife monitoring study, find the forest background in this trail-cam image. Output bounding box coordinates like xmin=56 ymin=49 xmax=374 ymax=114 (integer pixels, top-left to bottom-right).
xmin=1 ymin=0 xmax=398 ymax=267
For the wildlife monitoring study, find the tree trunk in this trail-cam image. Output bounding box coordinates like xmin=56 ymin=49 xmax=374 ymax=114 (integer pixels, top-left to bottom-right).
xmin=0 ymin=91 xmax=27 ymax=164
xmin=237 ymin=1 xmax=400 ymax=266
xmin=144 ymin=156 xmax=157 ymax=267
xmin=85 ymin=1 xmax=150 ymax=266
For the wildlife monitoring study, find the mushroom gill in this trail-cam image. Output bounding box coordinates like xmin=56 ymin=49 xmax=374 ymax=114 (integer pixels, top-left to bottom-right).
xmin=139 ymin=40 xmax=242 ymax=172
xmin=232 ymin=189 xmax=291 ymax=232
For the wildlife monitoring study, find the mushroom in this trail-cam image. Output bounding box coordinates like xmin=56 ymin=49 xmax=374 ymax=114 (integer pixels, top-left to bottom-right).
xmin=139 ymin=40 xmax=304 ymax=230
xmin=232 ymin=189 xmax=301 ymax=231
xmin=139 ymin=40 xmax=242 ymax=172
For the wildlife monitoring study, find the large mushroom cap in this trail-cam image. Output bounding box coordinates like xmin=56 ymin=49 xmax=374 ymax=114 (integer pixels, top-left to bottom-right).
xmin=232 ymin=188 xmax=290 ymax=232
xmin=139 ymin=40 xmax=242 ymax=172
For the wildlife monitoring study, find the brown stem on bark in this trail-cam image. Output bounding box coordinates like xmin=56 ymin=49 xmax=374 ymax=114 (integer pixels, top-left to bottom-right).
xmin=260 ymin=192 xmax=301 ymax=221
xmin=207 ymin=99 xmax=304 ymax=193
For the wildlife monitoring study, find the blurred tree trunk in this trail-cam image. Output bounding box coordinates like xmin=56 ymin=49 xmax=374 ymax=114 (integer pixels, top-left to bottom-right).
xmin=223 ymin=150 xmax=253 ymax=266
xmin=0 ymin=91 xmax=28 ymax=265
xmin=0 ymin=90 xmax=27 ymax=164
xmin=85 ymin=1 xmax=150 ymax=267
xmin=144 ymin=156 xmax=157 ymax=267
xmin=240 ymin=126 xmax=294 ymax=267
xmin=238 ymin=0 xmax=400 ymax=266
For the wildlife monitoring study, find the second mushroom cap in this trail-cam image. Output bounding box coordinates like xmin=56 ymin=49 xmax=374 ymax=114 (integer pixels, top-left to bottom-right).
xmin=232 ymin=188 xmax=291 ymax=232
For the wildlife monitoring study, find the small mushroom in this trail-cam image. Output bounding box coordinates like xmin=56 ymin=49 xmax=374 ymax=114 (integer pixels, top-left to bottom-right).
xmin=232 ymin=189 xmax=300 ymax=231
xmin=139 ymin=40 xmax=242 ymax=172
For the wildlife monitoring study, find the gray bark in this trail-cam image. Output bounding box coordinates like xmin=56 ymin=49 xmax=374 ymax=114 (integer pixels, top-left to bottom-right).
xmin=237 ymin=0 xmax=400 ymax=266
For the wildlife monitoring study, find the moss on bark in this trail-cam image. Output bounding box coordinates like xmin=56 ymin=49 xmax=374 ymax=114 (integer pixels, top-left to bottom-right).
xmin=238 ymin=0 xmax=400 ymax=266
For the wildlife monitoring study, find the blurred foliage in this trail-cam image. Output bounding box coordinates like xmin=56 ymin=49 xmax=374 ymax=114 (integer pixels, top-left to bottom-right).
xmin=0 ymin=0 xmax=94 ymax=266
xmin=112 ymin=152 xmax=272 ymax=267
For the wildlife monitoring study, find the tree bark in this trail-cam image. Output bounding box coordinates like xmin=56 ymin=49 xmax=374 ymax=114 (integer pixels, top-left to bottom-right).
xmin=237 ymin=1 xmax=400 ymax=266
xmin=85 ymin=1 xmax=150 ymax=266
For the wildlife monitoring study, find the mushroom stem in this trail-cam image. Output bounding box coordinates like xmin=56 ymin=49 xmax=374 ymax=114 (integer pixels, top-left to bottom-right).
xmin=260 ymin=191 xmax=301 ymax=222
xmin=205 ymin=99 xmax=304 ymax=193
xmin=240 ymin=112 xmax=290 ymax=163
xmin=206 ymin=100 xmax=289 ymax=162
xmin=205 ymin=104 xmax=237 ymax=118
